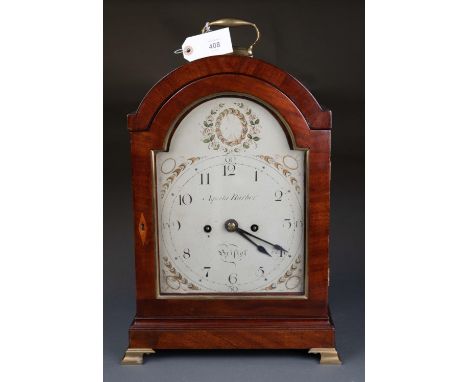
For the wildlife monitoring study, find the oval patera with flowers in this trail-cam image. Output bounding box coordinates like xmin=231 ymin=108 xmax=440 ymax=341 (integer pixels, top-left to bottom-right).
xmin=201 ymin=101 xmax=261 ymax=152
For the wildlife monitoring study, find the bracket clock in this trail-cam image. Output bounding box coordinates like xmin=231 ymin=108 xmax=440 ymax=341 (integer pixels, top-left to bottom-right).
xmin=122 ymin=19 xmax=340 ymax=366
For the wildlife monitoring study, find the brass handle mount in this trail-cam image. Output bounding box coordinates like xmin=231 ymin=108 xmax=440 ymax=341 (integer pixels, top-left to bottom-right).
xmin=201 ymin=18 xmax=260 ymax=57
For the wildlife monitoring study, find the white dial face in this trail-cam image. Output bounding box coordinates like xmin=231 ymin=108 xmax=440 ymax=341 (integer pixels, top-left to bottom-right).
xmin=155 ymin=97 xmax=306 ymax=295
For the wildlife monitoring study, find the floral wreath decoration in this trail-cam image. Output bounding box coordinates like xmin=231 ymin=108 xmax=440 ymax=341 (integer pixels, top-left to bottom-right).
xmin=201 ymin=101 xmax=262 ymax=152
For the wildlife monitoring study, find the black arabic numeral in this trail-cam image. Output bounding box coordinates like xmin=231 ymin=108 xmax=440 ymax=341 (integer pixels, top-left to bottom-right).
xmin=204 ymin=266 xmax=211 ymax=277
xmin=183 ymin=248 xmax=191 ymax=259
xmin=283 ymin=219 xmax=303 ymax=229
xmin=162 ymin=220 xmax=181 ymax=230
xmin=275 ymin=190 xmax=283 ymax=201
xmin=179 ymin=193 xmax=192 ymax=205
xmin=223 ymin=164 xmax=236 ymax=176
xmin=228 ymin=273 xmax=238 ymax=284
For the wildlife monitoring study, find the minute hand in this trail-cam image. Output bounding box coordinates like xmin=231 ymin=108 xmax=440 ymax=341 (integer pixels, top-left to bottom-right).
xmin=237 ymin=227 xmax=288 ymax=253
xmin=236 ymin=230 xmax=272 ymax=257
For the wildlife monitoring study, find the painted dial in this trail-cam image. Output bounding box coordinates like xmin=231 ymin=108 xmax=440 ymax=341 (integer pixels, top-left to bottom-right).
xmin=155 ymin=97 xmax=306 ymax=294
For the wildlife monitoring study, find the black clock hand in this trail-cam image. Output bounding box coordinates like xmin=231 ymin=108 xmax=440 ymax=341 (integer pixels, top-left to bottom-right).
xmin=237 ymin=227 xmax=288 ymax=253
xmin=237 ymin=230 xmax=272 ymax=257
xmin=224 ymin=219 xmax=272 ymax=257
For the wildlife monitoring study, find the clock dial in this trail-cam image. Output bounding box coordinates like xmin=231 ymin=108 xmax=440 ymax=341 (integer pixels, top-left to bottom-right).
xmin=155 ymin=97 xmax=306 ymax=294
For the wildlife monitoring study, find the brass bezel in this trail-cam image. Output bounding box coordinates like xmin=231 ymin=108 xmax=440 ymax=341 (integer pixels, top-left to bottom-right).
xmin=151 ymin=92 xmax=309 ymax=300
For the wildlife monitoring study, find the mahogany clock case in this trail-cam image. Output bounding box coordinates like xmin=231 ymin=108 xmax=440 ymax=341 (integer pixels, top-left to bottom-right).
xmin=125 ymin=55 xmax=335 ymax=352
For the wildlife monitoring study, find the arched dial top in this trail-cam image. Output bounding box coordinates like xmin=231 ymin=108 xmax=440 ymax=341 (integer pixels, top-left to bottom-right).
xmin=155 ymin=96 xmax=306 ymax=295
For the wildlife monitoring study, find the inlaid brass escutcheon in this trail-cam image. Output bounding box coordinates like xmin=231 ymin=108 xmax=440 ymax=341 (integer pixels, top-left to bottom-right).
xmin=308 ymin=348 xmax=342 ymax=365
xmin=121 ymin=348 xmax=155 ymax=365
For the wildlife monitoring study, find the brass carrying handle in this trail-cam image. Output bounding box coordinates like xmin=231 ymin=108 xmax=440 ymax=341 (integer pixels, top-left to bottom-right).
xmin=201 ymin=18 xmax=260 ymax=57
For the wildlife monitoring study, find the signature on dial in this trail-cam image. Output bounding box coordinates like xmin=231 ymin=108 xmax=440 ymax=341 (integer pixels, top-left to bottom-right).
xmin=217 ymin=243 xmax=247 ymax=265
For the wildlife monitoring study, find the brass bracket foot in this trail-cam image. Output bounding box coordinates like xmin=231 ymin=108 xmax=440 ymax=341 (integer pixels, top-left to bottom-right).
xmin=308 ymin=348 xmax=342 ymax=365
xmin=121 ymin=348 xmax=155 ymax=365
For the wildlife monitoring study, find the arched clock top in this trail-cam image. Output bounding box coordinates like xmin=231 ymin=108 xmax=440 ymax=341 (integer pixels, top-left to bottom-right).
xmin=127 ymin=56 xmax=331 ymax=134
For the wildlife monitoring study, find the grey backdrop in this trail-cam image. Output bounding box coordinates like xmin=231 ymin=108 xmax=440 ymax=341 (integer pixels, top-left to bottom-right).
xmin=104 ymin=0 xmax=364 ymax=381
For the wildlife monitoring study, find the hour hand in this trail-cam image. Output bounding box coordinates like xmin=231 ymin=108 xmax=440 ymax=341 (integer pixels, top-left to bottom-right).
xmin=238 ymin=230 xmax=272 ymax=257
xmin=224 ymin=219 xmax=272 ymax=257
xmin=237 ymin=227 xmax=288 ymax=254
